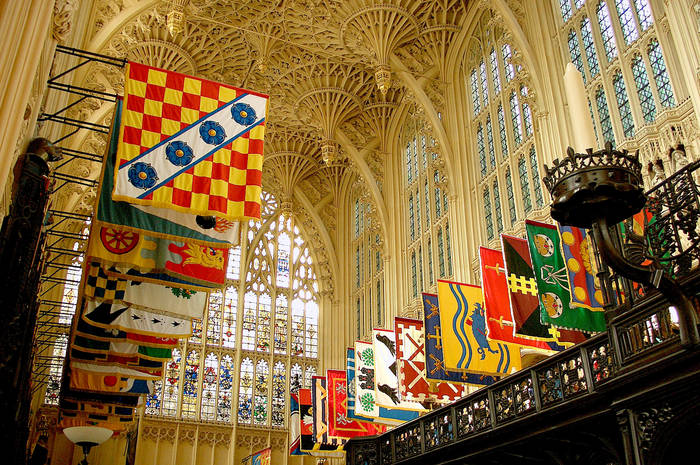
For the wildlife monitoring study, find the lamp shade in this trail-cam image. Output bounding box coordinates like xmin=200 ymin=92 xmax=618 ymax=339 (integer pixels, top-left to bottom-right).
xmin=63 ymin=426 xmax=113 ymax=446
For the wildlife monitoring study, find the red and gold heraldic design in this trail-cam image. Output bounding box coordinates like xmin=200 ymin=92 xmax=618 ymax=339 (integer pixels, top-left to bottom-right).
xmin=326 ymin=369 xmax=387 ymax=439
xmin=395 ymin=317 xmax=466 ymax=403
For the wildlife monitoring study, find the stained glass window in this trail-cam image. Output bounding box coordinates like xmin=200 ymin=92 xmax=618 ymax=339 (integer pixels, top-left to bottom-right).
xmin=304 ymin=301 xmax=318 ymax=358
xmin=406 ymin=142 xmax=413 ymax=184
xmin=226 ymin=246 xmax=240 ymax=280
xmin=478 ymin=123 xmax=487 ymax=177
xmin=206 ymin=290 xmax=222 ymax=345
xmin=530 ymin=146 xmax=545 ymax=209
xmin=256 ymin=294 xmax=272 ymax=352
xmin=647 ymin=39 xmax=675 ymax=109
xmin=425 ymin=182 xmax=431 ymax=227
xmin=253 ymin=360 xmax=269 ymax=425
xmin=519 ymin=157 xmax=532 ymax=213
xmin=274 ymin=294 xmax=288 ymax=354
xmin=190 ymin=318 xmax=202 ymax=344
xmin=242 ymin=293 xmax=256 ymax=351
xmin=356 ymin=298 xmax=361 ymax=339
xmin=498 ymin=104 xmax=508 ymax=158
xmin=493 ymin=180 xmax=504 ymax=233
xmin=408 ymin=194 xmax=415 ymax=241
xmin=595 ymin=87 xmax=615 ymax=144
xmin=271 ymin=361 xmax=286 ymax=427
xmin=222 ymin=286 xmax=236 ymax=348
xmin=490 ymin=48 xmax=501 ymax=95
xmin=276 ymin=231 xmax=291 ymax=288
xmin=484 ymin=188 xmax=494 ymax=240
xmin=181 ymin=350 xmax=200 ymax=419
xmin=486 ymin=116 xmax=496 ymax=169
xmin=437 ymin=229 xmax=446 ymax=278
xmin=597 ymin=2 xmax=618 ymax=61
xmin=418 ymin=245 xmax=424 ymax=292
xmin=631 ymin=55 xmax=656 ymax=122
xmin=510 ymin=91 xmax=523 ymax=145
xmin=427 ymin=237 xmax=434 ymax=283
xmin=304 ymin=366 xmax=316 ymax=389
xmin=471 ymin=68 xmax=480 ymax=115
xmin=217 ymin=355 xmax=233 ymax=422
xmin=415 ymin=189 xmax=421 ymax=234
xmin=162 ymin=349 xmax=181 ymax=417
xmin=43 ymin=334 xmax=67 ymax=405
xmin=434 ymin=171 xmax=442 ymax=218
xmin=146 ymin=379 xmax=163 ymax=416
xmin=445 ymin=223 xmax=453 ymax=277
xmin=581 ymin=17 xmax=600 ymax=77
xmin=613 ymin=71 xmax=635 ymax=137
xmin=574 ymin=0 xmax=586 ymax=8
xmin=522 ymin=100 xmax=533 ymax=138
xmin=201 ymin=353 xmax=218 ymax=421
xmin=615 ymin=0 xmax=639 ymax=45
xmin=377 ymin=281 xmax=382 ymax=325
xmin=238 ymin=358 xmax=253 ymax=424
xmin=290 ymin=364 xmax=303 ymax=393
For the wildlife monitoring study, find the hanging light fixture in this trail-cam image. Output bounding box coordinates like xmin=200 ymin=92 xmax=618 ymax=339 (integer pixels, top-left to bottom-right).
xmin=63 ymin=426 xmax=113 ymax=465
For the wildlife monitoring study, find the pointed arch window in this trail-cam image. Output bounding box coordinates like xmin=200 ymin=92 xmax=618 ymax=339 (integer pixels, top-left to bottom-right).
xmin=274 ymin=294 xmax=288 ymax=355
xmin=238 ymin=358 xmax=253 ymax=424
xmin=505 ymin=168 xmax=517 ymax=226
xmin=146 ymin=380 xmax=163 ymax=416
xmin=510 ymin=91 xmax=523 ymax=146
xmin=471 ymin=68 xmax=480 ymax=115
xmin=633 ymin=0 xmax=653 ymax=31
xmin=206 ymin=290 xmax=222 ymax=345
xmin=631 ymin=55 xmax=656 ymax=122
xmin=415 ymin=189 xmax=422 ymax=234
xmin=408 ymin=194 xmax=415 ymax=241
xmin=424 ymin=182 xmax=431 ymax=227
xmin=406 ymin=142 xmax=413 ymax=184
xmin=560 ymin=0 xmax=573 ymax=22
xmin=437 ymin=229 xmax=446 ymax=278
xmin=498 ymin=105 xmax=508 ymax=158
xmin=162 ymin=349 xmax=181 ymax=417
xmin=271 ymin=361 xmax=286 ymax=427
xmin=647 ymin=39 xmax=675 ymax=109
xmin=568 ymin=30 xmax=586 ymax=81
xmin=502 ymin=44 xmax=515 ymax=82
xmin=411 ymin=251 xmax=418 ymax=298
xmin=486 ymin=116 xmax=496 ymax=169
xmin=434 ymin=171 xmax=442 ymax=218
xmin=222 ymin=286 xmax=237 ymax=348
xmin=480 ymin=61 xmax=489 ymax=107
xmin=445 ymin=223 xmax=453 ymax=277
xmin=427 ymin=237 xmax=434 ymax=284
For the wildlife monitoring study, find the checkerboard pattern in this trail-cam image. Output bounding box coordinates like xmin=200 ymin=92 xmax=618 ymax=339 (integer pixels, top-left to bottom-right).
xmin=85 ymin=262 xmax=127 ymax=302
xmin=117 ymin=62 xmax=266 ymax=220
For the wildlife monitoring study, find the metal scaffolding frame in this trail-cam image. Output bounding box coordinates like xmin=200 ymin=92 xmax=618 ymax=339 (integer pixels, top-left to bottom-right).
xmin=30 ymin=46 xmax=124 ymax=399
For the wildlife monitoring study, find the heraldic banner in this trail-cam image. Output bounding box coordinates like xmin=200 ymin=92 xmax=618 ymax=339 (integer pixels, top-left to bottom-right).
xmin=437 ymin=280 xmax=522 ymax=376
xmin=112 ymin=62 xmax=268 ymax=220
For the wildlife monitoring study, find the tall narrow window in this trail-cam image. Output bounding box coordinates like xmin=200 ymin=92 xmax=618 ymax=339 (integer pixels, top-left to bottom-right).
xmin=418 ymin=245 xmax=424 ymax=293
xmin=486 ymin=116 xmax=496 ymax=169
xmin=227 ymin=246 xmax=241 ymax=280
xmin=201 ymin=353 xmax=218 ymax=421
xmin=597 ymin=2 xmax=619 ymax=61
xmin=274 ymin=294 xmax=288 ymax=355
xmin=505 ymin=168 xmax=517 ymax=226
xmin=478 ymin=123 xmax=487 ymax=177
xmin=445 ymin=223 xmax=453 ymax=277
xmin=434 ymin=171 xmax=442 ymax=218
xmin=498 ymin=105 xmax=508 ymax=158
xmin=406 ymin=143 xmax=413 ymax=184
xmin=305 ymin=301 xmax=318 ymax=358
xmin=613 ymin=71 xmax=635 ymax=137
xmin=206 ymin=290 xmax=222 ymax=345
xmin=256 ymin=294 xmax=271 ymax=352
xmin=581 ymin=17 xmax=600 ymax=77
xmin=190 ymin=318 xmax=202 ymax=344
xmin=493 ymin=180 xmax=504 ymax=233
xmin=427 ymin=237 xmax=434 ymax=284
xmin=530 ymin=146 xmax=545 ymax=209
xmin=411 ymin=251 xmax=418 ymax=298
xmin=222 ymin=286 xmax=237 ymax=348
xmin=647 ymin=39 xmax=675 ymax=109
xmin=518 ymin=157 xmax=532 ymax=213
xmin=437 ymin=229 xmax=446 ymax=278
xmin=510 ymin=91 xmax=523 ymax=146
xmin=291 ymin=364 xmax=303 ymax=393
xmin=253 ymin=360 xmax=269 ymax=425
xmin=490 ymin=48 xmax=501 ymax=95
xmin=633 ymin=0 xmax=653 ymax=31
xmin=182 ymin=350 xmax=200 ymax=419
xmin=242 ymin=293 xmax=256 ymax=351
xmin=425 ymin=182 xmax=431 ymax=227
xmin=238 ymin=358 xmax=253 ymax=424
xmin=484 ymin=188 xmax=494 ymax=240
xmin=568 ymin=30 xmax=585 ymax=80
xmin=146 ymin=380 xmax=163 ymax=416
xmin=218 ymin=355 xmax=234 ymax=422
xmin=271 ymin=361 xmax=286 ymax=427
xmin=415 ymin=189 xmax=421 ymax=234
xmin=615 ymin=0 xmax=639 ymax=45
xmin=595 ymin=87 xmax=615 ymax=144
xmin=631 ymin=55 xmax=656 ymax=122
xmin=502 ymin=44 xmax=515 ymax=81
xmin=560 ymin=0 xmax=573 ymax=22
xmin=408 ymin=194 xmax=415 ymax=241
xmin=356 ymin=299 xmax=361 ymax=339
xmin=162 ymin=349 xmax=181 ymax=417
xmin=471 ymin=68 xmax=480 ymax=115
xmin=480 ymin=61 xmax=489 ymax=107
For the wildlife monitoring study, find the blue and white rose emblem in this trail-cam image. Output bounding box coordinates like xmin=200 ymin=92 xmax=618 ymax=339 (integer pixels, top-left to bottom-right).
xmin=165 ymin=140 xmax=194 ymax=166
xmin=127 ymin=162 xmax=158 ymax=189
xmin=199 ymin=121 xmax=226 ymax=145
xmin=231 ymin=102 xmax=257 ymax=126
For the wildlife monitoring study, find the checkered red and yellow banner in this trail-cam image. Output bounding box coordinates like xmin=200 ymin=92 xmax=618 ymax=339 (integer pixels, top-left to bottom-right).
xmin=112 ymin=62 xmax=268 ymax=220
